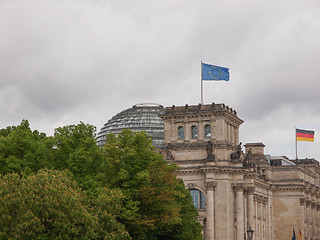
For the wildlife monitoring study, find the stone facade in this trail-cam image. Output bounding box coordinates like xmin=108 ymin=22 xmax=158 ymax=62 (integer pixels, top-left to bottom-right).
xmin=160 ymin=103 xmax=320 ymax=240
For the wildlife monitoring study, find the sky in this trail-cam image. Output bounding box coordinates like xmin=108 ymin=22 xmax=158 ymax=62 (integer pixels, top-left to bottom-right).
xmin=1 ymin=0 xmax=320 ymax=160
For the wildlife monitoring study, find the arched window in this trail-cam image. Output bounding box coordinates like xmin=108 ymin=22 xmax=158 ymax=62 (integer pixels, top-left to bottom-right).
xmin=204 ymin=125 xmax=211 ymax=138
xmin=191 ymin=125 xmax=198 ymax=139
xmin=190 ymin=189 xmax=205 ymax=209
xmin=178 ymin=126 xmax=184 ymax=139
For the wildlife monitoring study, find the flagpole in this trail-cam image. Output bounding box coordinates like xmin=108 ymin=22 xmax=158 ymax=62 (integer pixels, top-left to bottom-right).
xmin=295 ymin=127 xmax=298 ymax=160
xmin=201 ymin=61 xmax=203 ymax=104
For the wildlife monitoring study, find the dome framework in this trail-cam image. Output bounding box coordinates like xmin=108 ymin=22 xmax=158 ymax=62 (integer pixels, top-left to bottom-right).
xmin=97 ymin=104 xmax=165 ymax=148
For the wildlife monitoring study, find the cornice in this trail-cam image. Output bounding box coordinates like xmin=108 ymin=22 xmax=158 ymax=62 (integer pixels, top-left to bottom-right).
xmin=173 ymin=160 xmax=207 ymax=165
xmin=201 ymin=166 xmax=247 ymax=175
xmin=163 ymin=141 xmax=235 ymax=151
xmin=176 ymin=169 xmax=203 ymax=175
xmin=243 ymin=171 xmax=258 ymax=179
xmin=176 ymin=166 xmax=248 ymax=175
xmin=252 ymin=179 xmax=271 ymax=190
xmin=273 ymin=184 xmax=305 ymax=192
xmin=272 ymin=165 xmax=319 ymax=179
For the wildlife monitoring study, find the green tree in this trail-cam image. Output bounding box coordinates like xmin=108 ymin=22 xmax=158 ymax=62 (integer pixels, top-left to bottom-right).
xmin=0 ymin=120 xmax=52 ymax=175
xmin=52 ymin=122 xmax=103 ymax=191
xmin=0 ymin=121 xmax=202 ymax=240
xmin=0 ymin=169 xmax=131 ymax=240
xmin=101 ymin=130 xmax=202 ymax=240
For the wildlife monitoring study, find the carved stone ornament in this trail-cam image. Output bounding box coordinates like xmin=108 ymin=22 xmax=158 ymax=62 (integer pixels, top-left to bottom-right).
xmin=206 ymin=141 xmax=215 ymax=162
xmin=231 ymin=142 xmax=242 ymax=161
xmin=165 ymin=143 xmax=174 ymax=160
xmin=246 ymin=186 xmax=255 ymax=195
xmin=243 ymin=148 xmax=253 ymax=167
xmin=306 ymin=200 xmax=311 ymax=208
xmin=262 ymin=196 xmax=268 ymax=204
xmin=205 ymin=181 xmax=216 ymax=191
xmin=253 ymin=194 xmax=267 ymax=203
xmin=256 ymin=195 xmax=262 ymax=203
xmin=253 ymin=194 xmax=257 ymax=202
xmin=187 ymin=183 xmax=195 ymax=189
xmin=233 ymin=183 xmax=244 ymax=192
xmin=300 ymin=198 xmax=305 ymax=206
xmin=197 ymin=215 xmax=206 ymax=223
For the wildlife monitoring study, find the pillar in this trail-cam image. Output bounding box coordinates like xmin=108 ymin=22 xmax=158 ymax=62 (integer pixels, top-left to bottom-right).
xmin=205 ymin=181 xmax=216 ymax=240
xmin=247 ymin=187 xmax=255 ymax=232
xmin=312 ymin=202 xmax=316 ymax=238
xmin=235 ymin=183 xmax=244 ymax=240
xmin=317 ymin=204 xmax=320 ymax=237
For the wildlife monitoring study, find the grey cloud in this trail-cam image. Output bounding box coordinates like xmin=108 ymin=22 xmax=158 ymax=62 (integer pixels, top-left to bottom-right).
xmin=1 ymin=0 xmax=320 ymax=160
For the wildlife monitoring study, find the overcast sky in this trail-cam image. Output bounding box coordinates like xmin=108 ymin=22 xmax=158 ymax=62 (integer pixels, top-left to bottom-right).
xmin=1 ymin=0 xmax=320 ymax=160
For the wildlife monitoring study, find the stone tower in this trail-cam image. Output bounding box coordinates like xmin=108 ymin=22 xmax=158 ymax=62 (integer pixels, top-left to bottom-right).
xmin=161 ymin=103 xmax=246 ymax=239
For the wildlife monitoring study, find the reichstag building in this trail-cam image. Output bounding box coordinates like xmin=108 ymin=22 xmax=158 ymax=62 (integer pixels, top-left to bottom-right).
xmin=98 ymin=103 xmax=320 ymax=240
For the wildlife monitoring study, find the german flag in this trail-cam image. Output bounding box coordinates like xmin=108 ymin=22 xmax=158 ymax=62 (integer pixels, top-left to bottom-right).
xmin=299 ymin=229 xmax=302 ymax=240
xmin=296 ymin=128 xmax=315 ymax=142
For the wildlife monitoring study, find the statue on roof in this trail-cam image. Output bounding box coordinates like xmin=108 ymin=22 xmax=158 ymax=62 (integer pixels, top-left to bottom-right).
xmin=231 ymin=142 xmax=243 ymax=161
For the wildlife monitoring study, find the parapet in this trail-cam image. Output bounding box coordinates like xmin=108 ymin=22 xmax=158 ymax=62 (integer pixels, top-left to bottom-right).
xmin=291 ymin=158 xmax=319 ymax=166
xmin=161 ymin=103 xmax=242 ymax=126
xmin=164 ymin=103 xmax=238 ymax=115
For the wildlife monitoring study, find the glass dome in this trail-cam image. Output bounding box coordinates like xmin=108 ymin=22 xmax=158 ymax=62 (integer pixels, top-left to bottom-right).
xmin=97 ymin=103 xmax=165 ymax=148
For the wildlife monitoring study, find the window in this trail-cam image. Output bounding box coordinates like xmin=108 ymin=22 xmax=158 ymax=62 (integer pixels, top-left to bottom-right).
xmin=191 ymin=125 xmax=198 ymax=139
xmin=204 ymin=125 xmax=211 ymax=138
xmin=178 ymin=126 xmax=184 ymax=139
xmin=190 ymin=189 xmax=205 ymax=209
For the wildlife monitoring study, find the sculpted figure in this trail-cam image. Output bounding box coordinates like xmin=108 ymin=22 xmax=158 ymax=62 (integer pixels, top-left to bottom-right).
xmin=166 ymin=143 xmax=174 ymax=160
xmin=237 ymin=142 xmax=242 ymax=156
xmin=231 ymin=142 xmax=242 ymax=160
xmin=206 ymin=141 xmax=215 ymax=161
xmin=243 ymin=148 xmax=252 ymax=166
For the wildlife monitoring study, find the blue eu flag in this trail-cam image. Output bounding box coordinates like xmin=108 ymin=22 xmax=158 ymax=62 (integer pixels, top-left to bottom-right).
xmin=202 ymin=63 xmax=229 ymax=81
xmin=292 ymin=228 xmax=296 ymax=240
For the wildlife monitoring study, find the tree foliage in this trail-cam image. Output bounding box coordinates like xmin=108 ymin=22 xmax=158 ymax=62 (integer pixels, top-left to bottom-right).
xmin=51 ymin=122 xmax=103 ymax=191
xmin=0 ymin=120 xmax=52 ymax=175
xmin=0 ymin=121 xmax=202 ymax=240
xmin=101 ymin=130 xmax=202 ymax=240
xmin=0 ymin=169 xmax=131 ymax=240
xmin=0 ymin=120 xmax=102 ymax=192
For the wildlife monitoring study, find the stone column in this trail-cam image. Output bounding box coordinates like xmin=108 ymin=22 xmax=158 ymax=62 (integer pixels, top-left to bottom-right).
xmin=299 ymin=198 xmax=305 ymax=240
xmin=317 ymin=204 xmax=320 ymax=237
xmin=267 ymin=195 xmax=272 ymax=240
xmin=205 ymin=181 xmax=216 ymax=240
xmin=247 ymin=187 xmax=255 ymax=231
xmin=234 ymin=183 xmax=244 ymax=240
xmin=312 ymin=202 xmax=316 ymax=238
xmin=254 ymin=197 xmax=258 ymax=239
xmin=306 ymin=200 xmax=311 ymax=237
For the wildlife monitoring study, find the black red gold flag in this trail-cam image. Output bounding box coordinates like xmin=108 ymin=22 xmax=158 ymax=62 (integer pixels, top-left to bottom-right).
xmin=296 ymin=128 xmax=315 ymax=142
